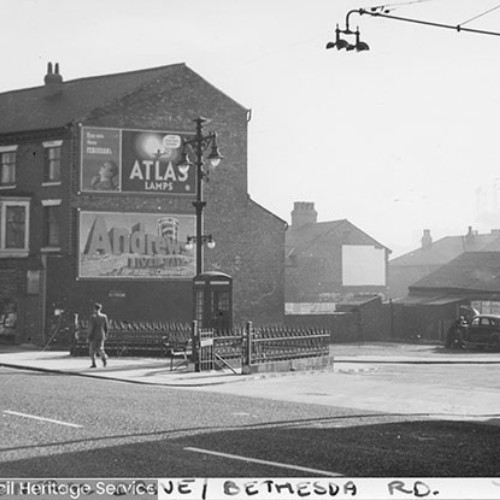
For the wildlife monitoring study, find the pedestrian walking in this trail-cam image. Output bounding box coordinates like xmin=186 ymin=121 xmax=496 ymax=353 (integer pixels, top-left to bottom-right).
xmin=88 ymin=302 xmax=108 ymax=368
xmin=455 ymin=315 xmax=467 ymax=348
xmin=445 ymin=315 xmax=467 ymax=349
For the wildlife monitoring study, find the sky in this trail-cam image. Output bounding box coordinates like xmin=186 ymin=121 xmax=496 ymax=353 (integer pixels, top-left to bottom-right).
xmin=2 ymin=0 xmax=500 ymax=257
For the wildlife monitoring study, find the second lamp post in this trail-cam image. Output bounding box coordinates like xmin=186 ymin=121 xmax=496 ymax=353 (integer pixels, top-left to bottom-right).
xmin=179 ymin=117 xmax=223 ymax=276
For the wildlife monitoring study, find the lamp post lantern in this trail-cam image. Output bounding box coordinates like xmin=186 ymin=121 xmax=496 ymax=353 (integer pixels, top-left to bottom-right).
xmin=179 ymin=117 xmax=223 ymax=276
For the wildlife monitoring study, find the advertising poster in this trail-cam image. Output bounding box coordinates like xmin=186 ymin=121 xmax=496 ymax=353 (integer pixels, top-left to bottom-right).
xmin=78 ymin=211 xmax=195 ymax=279
xmin=81 ymin=127 xmax=121 ymax=192
xmin=81 ymin=127 xmax=195 ymax=194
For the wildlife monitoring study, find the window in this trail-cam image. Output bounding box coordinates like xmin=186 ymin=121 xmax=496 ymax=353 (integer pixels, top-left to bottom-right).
xmin=5 ymin=206 xmax=26 ymax=248
xmin=479 ymin=317 xmax=491 ymax=327
xmin=43 ymin=141 xmax=62 ymax=183
xmin=0 ymin=198 xmax=29 ymax=255
xmin=41 ymin=200 xmax=61 ymax=248
xmin=43 ymin=206 xmax=60 ymax=247
xmin=0 ymin=145 xmax=18 ymax=188
xmin=195 ymin=290 xmax=204 ymax=323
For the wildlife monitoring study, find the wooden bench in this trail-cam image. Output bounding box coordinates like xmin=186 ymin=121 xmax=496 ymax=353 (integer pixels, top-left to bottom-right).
xmin=163 ymin=336 xmax=193 ymax=370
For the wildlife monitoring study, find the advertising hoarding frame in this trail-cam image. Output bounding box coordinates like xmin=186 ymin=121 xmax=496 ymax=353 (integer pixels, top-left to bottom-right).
xmin=80 ymin=125 xmax=197 ymax=196
xmin=77 ymin=210 xmax=196 ymax=281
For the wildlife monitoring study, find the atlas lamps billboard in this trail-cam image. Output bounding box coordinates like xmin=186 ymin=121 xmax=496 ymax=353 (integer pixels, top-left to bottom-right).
xmin=80 ymin=126 xmax=195 ymax=194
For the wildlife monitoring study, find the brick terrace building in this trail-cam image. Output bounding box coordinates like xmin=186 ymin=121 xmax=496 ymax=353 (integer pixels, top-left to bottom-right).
xmin=285 ymin=202 xmax=390 ymax=314
xmin=388 ymin=226 xmax=500 ymax=299
xmin=0 ymin=63 xmax=286 ymax=345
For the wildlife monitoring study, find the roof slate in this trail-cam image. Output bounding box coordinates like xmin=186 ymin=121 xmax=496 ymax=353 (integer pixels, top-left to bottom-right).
xmin=286 ymin=219 xmax=389 ymax=258
xmin=286 ymin=220 xmax=346 ymax=252
xmin=390 ymin=233 xmax=500 ymax=267
xmin=410 ymin=251 xmax=500 ymax=292
xmin=0 ymin=64 xmax=186 ymax=135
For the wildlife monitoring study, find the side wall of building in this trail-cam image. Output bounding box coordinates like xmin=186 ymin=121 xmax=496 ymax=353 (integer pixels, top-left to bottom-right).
xmin=0 ymin=66 xmax=285 ymax=344
xmin=286 ymin=221 xmax=389 ymax=303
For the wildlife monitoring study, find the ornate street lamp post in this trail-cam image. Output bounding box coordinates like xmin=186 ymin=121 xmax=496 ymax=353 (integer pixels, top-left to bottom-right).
xmin=179 ymin=117 xmax=223 ymax=276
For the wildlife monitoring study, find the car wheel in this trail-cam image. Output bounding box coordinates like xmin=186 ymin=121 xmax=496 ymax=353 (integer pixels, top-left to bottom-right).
xmin=490 ymin=332 xmax=500 ymax=348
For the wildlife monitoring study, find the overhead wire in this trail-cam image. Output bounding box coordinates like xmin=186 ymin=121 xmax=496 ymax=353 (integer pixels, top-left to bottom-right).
xmin=458 ymin=3 xmax=500 ymax=27
xmin=371 ymin=0 xmax=500 ymax=28
xmin=371 ymin=0 xmax=435 ymax=10
xmin=347 ymin=1 xmax=500 ymax=38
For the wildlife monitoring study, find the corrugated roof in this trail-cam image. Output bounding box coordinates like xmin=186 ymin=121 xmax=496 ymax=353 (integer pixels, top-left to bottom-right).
xmin=393 ymin=295 xmax=463 ymax=305
xmin=410 ymin=251 xmax=500 ymax=292
xmin=337 ymin=294 xmax=381 ymax=306
xmin=0 ymin=64 xmax=188 ymax=135
xmin=390 ymin=233 xmax=500 ymax=267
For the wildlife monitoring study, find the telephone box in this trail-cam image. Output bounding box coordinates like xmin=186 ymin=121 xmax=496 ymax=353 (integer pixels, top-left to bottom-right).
xmin=193 ymin=271 xmax=233 ymax=330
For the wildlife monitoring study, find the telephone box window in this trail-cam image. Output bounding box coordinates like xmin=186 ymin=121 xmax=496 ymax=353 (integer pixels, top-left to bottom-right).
xmin=195 ymin=290 xmax=204 ymax=323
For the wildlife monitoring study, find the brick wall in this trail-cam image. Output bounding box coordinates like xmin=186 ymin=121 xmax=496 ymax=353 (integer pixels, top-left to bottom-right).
xmin=71 ymin=67 xmax=285 ymax=324
xmin=206 ymin=199 xmax=285 ymax=325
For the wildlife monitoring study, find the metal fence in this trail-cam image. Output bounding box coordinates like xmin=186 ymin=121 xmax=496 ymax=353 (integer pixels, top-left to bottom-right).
xmin=71 ymin=319 xmax=332 ymax=373
xmin=71 ymin=320 xmax=191 ymax=357
xmin=193 ymin=321 xmax=331 ymax=372
xmin=246 ymin=323 xmax=331 ymax=366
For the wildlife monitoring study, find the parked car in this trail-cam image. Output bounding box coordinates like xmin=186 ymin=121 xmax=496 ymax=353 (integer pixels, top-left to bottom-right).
xmin=447 ymin=314 xmax=500 ymax=350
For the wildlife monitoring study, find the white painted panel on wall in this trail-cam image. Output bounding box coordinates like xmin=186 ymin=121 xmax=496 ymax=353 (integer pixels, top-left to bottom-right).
xmin=342 ymin=245 xmax=386 ymax=286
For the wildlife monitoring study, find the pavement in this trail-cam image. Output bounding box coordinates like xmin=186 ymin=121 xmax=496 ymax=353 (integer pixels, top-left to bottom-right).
xmin=0 ymin=341 xmax=499 ymax=388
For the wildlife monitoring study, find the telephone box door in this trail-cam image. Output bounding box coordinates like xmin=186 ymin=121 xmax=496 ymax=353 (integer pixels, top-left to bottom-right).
xmin=193 ymin=272 xmax=233 ymax=330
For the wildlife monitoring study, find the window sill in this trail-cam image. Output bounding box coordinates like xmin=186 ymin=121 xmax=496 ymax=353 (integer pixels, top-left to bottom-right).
xmin=0 ymin=251 xmax=29 ymax=258
xmin=0 ymin=185 xmax=16 ymax=190
xmin=41 ymin=247 xmax=61 ymax=253
xmin=42 ymin=181 xmax=62 ymax=187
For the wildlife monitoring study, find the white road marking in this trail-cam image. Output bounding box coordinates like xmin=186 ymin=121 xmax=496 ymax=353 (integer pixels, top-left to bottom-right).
xmin=4 ymin=410 xmax=83 ymax=428
xmin=184 ymin=446 xmax=343 ymax=477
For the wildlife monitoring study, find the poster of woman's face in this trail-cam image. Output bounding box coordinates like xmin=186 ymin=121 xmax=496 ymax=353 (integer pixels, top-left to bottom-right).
xmin=81 ymin=127 xmax=121 ymax=192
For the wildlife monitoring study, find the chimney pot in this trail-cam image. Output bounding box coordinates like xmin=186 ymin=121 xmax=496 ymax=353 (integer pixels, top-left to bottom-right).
xmin=44 ymin=61 xmax=63 ymax=90
xmin=421 ymin=229 xmax=432 ymax=249
xmin=291 ymin=201 xmax=318 ymax=228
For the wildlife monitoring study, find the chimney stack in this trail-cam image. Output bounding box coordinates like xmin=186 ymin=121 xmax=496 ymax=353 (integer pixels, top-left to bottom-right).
xmin=44 ymin=62 xmax=63 ymax=94
xmin=421 ymin=229 xmax=432 ymax=249
xmin=291 ymin=202 xmax=318 ymax=229
xmin=464 ymin=225 xmax=476 ymax=248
